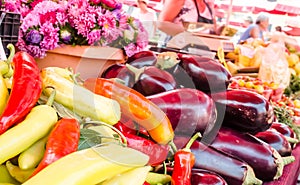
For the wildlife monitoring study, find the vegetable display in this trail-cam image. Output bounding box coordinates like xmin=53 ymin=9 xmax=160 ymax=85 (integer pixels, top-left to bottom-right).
xmin=0 ymin=48 xmax=300 ymax=185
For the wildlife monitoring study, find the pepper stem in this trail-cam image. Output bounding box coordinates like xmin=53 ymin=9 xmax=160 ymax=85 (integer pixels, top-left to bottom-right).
xmin=83 ymin=120 xmax=128 ymax=147
xmin=45 ymin=86 xmax=56 ymax=107
xmin=282 ymin=156 xmax=295 ymax=165
xmin=168 ymin=140 xmax=178 ymax=154
xmin=125 ymin=63 xmax=144 ymax=83
xmin=185 ymin=132 xmax=202 ymax=150
xmin=3 ymin=44 xmax=15 ymax=78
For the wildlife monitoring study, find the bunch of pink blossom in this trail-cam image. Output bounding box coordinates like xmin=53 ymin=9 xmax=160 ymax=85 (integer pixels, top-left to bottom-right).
xmin=5 ymin=0 xmax=149 ymax=58
xmin=17 ymin=0 xmax=67 ymax=58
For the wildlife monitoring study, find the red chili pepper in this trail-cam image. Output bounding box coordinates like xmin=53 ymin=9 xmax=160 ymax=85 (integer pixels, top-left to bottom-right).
xmin=114 ymin=114 xmax=150 ymax=137
xmin=83 ymin=78 xmax=174 ymax=145
xmin=30 ymin=118 xmax=80 ymax=177
xmin=0 ymin=51 xmax=42 ymax=134
xmin=143 ymin=181 xmax=151 ymax=185
xmin=171 ymin=133 xmax=200 ymax=185
xmin=123 ymin=132 xmax=170 ymax=166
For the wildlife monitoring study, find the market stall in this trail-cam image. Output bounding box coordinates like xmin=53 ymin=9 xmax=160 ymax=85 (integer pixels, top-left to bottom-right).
xmin=2 ymin=0 xmax=300 ymax=184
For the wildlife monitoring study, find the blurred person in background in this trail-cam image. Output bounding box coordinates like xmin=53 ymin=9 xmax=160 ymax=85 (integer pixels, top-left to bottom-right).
xmin=238 ymin=12 xmax=270 ymax=44
xmin=156 ymin=0 xmax=216 ymax=37
xmin=242 ymin=15 xmax=253 ymax=28
xmin=131 ymin=0 xmax=158 ymax=39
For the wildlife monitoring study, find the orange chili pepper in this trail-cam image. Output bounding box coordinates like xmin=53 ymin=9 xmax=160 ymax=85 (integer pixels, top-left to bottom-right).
xmin=83 ymin=78 xmax=174 ymax=145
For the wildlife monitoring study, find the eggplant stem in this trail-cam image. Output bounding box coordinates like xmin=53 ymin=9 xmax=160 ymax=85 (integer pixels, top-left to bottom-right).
xmin=125 ymin=63 xmax=144 ymax=82
xmin=282 ymin=156 xmax=295 ymax=165
xmin=243 ymin=165 xmax=263 ymax=185
xmin=285 ymin=136 xmax=299 ymax=144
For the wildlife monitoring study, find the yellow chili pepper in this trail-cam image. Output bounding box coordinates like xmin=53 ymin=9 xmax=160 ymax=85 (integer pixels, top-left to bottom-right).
xmin=0 ymin=91 xmax=58 ymax=164
xmin=41 ymin=67 xmax=121 ymax=125
xmin=23 ymin=144 xmax=149 ymax=185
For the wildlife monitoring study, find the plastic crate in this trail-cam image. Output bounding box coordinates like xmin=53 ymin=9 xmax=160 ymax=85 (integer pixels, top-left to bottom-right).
xmin=0 ymin=11 xmax=20 ymax=56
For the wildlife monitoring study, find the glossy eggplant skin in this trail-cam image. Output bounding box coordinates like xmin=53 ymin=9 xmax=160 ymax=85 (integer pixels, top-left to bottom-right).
xmin=126 ymin=50 xmax=157 ymax=68
xmin=174 ymin=136 xmax=261 ymax=185
xmin=255 ymin=129 xmax=292 ymax=157
xmin=211 ymin=89 xmax=274 ymax=134
xmin=101 ymin=64 xmax=135 ymax=87
xmin=191 ymin=169 xmax=228 ymax=185
xmin=210 ymin=127 xmax=281 ymax=182
xmin=270 ymin=122 xmax=296 ymax=139
xmin=132 ymin=66 xmax=177 ymax=96
xmin=177 ymin=53 xmax=231 ymax=93
xmin=147 ymin=88 xmax=217 ymax=136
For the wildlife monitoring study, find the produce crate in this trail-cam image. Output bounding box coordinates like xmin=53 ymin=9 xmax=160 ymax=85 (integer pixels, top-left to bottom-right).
xmin=0 ymin=11 xmax=21 ymax=56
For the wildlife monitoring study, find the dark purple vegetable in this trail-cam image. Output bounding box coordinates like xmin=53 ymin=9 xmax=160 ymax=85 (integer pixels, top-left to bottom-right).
xmin=100 ymin=63 xmax=135 ymax=87
xmin=126 ymin=64 xmax=177 ymax=96
xmin=126 ymin=50 xmax=157 ymax=68
xmin=270 ymin=122 xmax=297 ymax=139
xmin=211 ymin=89 xmax=274 ymax=134
xmin=147 ymin=88 xmax=217 ymax=136
xmin=191 ymin=169 xmax=228 ymax=185
xmin=174 ymin=136 xmax=262 ymax=185
xmin=210 ymin=127 xmax=294 ymax=181
xmin=177 ymin=53 xmax=231 ymax=93
xmin=255 ymin=129 xmax=292 ymax=157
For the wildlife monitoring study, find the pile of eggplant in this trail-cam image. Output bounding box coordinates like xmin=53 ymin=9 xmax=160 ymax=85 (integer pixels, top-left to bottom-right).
xmin=101 ymin=50 xmax=298 ymax=185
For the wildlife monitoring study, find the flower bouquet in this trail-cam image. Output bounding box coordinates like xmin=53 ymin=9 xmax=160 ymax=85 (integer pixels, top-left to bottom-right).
xmin=3 ymin=0 xmax=149 ymax=58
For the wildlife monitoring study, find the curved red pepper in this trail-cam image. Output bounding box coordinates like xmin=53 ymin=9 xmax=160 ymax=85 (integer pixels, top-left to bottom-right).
xmin=123 ymin=132 xmax=169 ymax=166
xmin=0 ymin=51 xmax=42 ymax=134
xmin=83 ymin=78 xmax=174 ymax=145
xmin=30 ymin=118 xmax=80 ymax=177
xmin=171 ymin=133 xmax=200 ymax=185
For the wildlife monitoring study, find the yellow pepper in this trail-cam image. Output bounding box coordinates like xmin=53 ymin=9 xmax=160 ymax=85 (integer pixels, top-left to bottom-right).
xmin=23 ymin=144 xmax=149 ymax=185
xmin=18 ymin=136 xmax=48 ymax=170
xmin=41 ymin=67 xmax=121 ymax=125
xmin=0 ymin=98 xmax=58 ymax=164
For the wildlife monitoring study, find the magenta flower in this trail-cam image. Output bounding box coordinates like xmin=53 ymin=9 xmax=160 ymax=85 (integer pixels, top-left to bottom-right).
xmin=11 ymin=0 xmax=148 ymax=58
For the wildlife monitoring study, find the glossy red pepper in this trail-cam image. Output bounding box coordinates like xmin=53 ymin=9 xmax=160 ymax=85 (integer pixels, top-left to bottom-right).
xmin=30 ymin=118 xmax=80 ymax=177
xmin=123 ymin=132 xmax=170 ymax=166
xmin=0 ymin=51 xmax=42 ymax=134
xmin=114 ymin=114 xmax=150 ymax=137
xmin=83 ymin=78 xmax=174 ymax=145
xmin=171 ymin=133 xmax=200 ymax=185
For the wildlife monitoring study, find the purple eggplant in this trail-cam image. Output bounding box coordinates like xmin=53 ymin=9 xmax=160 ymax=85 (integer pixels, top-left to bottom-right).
xmin=147 ymin=88 xmax=217 ymax=136
xmin=270 ymin=122 xmax=297 ymax=140
xmin=101 ymin=63 xmax=135 ymax=87
xmin=209 ymin=127 xmax=295 ymax=182
xmin=255 ymin=129 xmax=292 ymax=157
xmin=126 ymin=64 xmax=177 ymax=96
xmin=191 ymin=169 xmax=228 ymax=185
xmin=126 ymin=50 xmax=157 ymax=68
xmin=211 ymin=89 xmax=274 ymax=134
xmin=174 ymin=136 xmax=262 ymax=185
xmin=177 ymin=53 xmax=231 ymax=93
xmin=155 ymin=53 xmax=231 ymax=92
